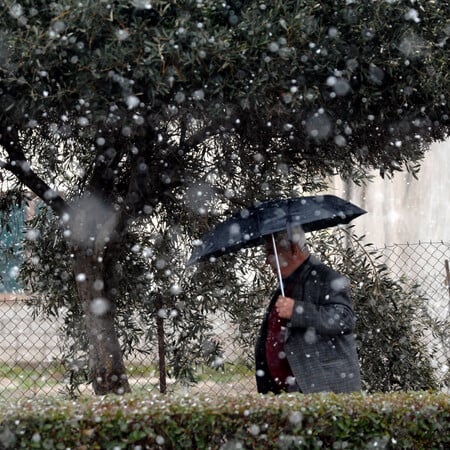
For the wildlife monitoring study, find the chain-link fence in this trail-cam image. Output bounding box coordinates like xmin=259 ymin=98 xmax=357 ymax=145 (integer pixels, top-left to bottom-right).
xmin=0 ymin=242 xmax=449 ymax=401
xmin=378 ymin=241 xmax=450 ymax=389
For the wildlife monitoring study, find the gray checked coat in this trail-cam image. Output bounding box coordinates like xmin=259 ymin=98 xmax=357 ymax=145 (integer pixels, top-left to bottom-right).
xmin=255 ymin=256 xmax=361 ymax=394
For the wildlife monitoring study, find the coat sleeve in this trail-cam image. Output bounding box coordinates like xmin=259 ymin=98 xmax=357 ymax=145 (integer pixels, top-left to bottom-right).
xmin=288 ymin=267 xmax=356 ymax=336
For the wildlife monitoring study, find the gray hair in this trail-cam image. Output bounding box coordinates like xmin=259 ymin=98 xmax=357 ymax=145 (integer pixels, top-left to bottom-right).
xmin=273 ymin=223 xmax=308 ymax=251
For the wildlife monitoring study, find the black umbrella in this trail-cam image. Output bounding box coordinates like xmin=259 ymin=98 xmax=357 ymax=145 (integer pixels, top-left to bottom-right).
xmin=187 ymin=195 xmax=366 ymax=294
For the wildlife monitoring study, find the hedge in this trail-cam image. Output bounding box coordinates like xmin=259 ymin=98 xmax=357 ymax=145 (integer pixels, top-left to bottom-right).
xmin=0 ymin=391 xmax=448 ymax=449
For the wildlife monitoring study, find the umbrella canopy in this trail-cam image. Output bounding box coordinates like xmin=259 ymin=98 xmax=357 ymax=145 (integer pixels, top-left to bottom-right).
xmin=187 ymin=195 xmax=366 ymax=266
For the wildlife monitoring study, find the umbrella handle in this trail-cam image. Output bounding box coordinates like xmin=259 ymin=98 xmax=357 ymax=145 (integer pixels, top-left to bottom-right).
xmin=271 ymin=233 xmax=285 ymax=297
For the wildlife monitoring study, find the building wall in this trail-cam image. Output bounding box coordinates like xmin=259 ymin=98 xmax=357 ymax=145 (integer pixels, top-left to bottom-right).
xmin=328 ymin=138 xmax=450 ymax=246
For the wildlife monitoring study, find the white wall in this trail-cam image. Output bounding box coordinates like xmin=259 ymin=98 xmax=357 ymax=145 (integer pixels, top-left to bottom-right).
xmin=328 ymin=138 xmax=450 ymax=246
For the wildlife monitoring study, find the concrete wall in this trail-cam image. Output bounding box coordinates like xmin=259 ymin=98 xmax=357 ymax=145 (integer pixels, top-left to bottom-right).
xmin=328 ymin=139 xmax=450 ymax=246
xmin=0 ymin=295 xmax=61 ymax=366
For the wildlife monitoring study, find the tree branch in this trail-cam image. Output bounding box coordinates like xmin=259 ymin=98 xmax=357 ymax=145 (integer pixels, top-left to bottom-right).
xmin=0 ymin=132 xmax=69 ymax=217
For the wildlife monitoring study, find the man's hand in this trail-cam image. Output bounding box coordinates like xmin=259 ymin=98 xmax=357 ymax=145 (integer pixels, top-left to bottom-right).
xmin=275 ymin=296 xmax=295 ymax=319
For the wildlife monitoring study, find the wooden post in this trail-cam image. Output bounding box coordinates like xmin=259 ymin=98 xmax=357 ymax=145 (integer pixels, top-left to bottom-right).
xmin=155 ymin=295 xmax=167 ymax=394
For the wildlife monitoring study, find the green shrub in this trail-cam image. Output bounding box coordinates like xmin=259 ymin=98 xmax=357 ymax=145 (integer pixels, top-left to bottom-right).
xmin=0 ymin=391 xmax=448 ymax=449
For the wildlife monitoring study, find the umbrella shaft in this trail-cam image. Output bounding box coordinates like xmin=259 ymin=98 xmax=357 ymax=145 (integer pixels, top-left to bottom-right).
xmin=271 ymin=233 xmax=285 ymax=297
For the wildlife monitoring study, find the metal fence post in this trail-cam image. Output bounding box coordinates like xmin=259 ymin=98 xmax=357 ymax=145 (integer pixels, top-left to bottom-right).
xmin=445 ymin=259 xmax=450 ymax=301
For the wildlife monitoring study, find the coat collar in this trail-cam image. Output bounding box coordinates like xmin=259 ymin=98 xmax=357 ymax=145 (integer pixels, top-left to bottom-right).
xmin=282 ymin=255 xmax=312 ymax=287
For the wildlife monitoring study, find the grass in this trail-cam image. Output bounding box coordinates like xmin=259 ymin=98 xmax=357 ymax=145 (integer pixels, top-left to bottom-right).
xmin=115 ymin=361 xmax=254 ymax=383
xmin=0 ymin=361 xmax=256 ymax=401
xmin=0 ymin=362 xmax=64 ymax=380
xmin=196 ymin=362 xmax=254 ymax=382
xmin=0 ymin=363 xmax=66 ymax=402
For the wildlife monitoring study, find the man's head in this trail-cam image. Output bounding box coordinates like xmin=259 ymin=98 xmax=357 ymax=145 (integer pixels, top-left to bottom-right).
xmin=264 ymin=224 xmax=309 ymax=278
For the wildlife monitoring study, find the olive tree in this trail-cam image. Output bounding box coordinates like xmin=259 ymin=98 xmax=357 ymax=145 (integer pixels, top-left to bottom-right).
xmin=0 ymin=0 xmax=448 ymax=394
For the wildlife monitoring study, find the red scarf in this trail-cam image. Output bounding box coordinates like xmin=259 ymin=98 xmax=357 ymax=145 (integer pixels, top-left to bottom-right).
xmin=265 ymin=300 xmax=294 ymax=389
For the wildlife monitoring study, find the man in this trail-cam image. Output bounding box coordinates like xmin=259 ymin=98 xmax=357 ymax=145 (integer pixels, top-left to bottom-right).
xmin=255 ymin=225 xmax=361 ymax=394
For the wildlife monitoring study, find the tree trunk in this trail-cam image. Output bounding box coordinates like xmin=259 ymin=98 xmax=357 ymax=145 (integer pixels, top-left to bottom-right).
xmin=73 ymin=250 xmax=131 ymax=395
